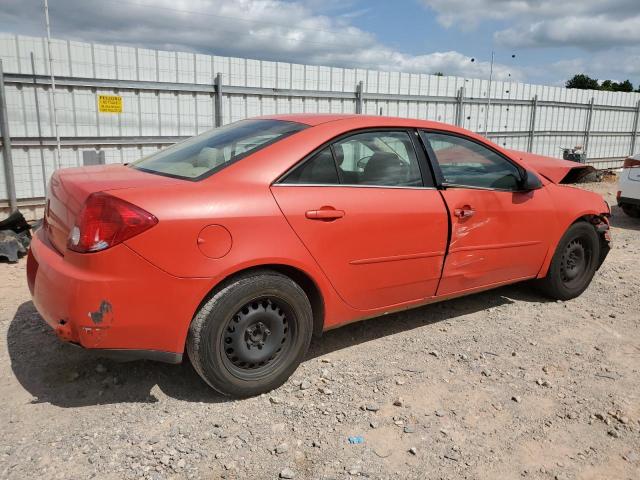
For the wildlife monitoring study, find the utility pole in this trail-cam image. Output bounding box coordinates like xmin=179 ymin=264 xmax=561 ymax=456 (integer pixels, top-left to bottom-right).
xmin=31 ymin=52 xmax=48 ymax=195
xmin=0 ymin=60 xmax=18 ymax=212
xmin=43 ymin=0 xmax=61 ymax=169
xmin=484 ymin=50 xmax=494 ymax=136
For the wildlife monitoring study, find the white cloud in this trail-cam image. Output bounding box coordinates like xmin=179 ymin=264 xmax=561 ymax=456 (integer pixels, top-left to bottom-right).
xmin=421 ymin=0 xmax=640 ymax=50
xmin=519 ymin=48 xmax=640 ymax=87
xmin=0 ymin=0 xmax=520 ymax=80
xmin=495 ymin=15 xmax=640 ymax=50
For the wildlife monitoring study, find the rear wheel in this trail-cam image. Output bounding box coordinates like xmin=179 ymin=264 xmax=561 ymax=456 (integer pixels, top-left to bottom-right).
xmin=537 ymin=222 xmax=600 ymax=300
xmin=621 ymin=204 xmax=640 ymax=218
xmin=187 ymin=271 xmax=312 ymax=397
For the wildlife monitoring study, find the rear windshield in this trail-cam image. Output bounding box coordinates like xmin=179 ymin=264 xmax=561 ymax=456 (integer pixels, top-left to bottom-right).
xmin=130 ymin=119 xmax=307 ymax=180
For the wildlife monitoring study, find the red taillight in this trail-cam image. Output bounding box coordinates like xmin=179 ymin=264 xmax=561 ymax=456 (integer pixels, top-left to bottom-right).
xmin=68 ymin=192 xmax=157 ymax=253
xmin=623 ymin=157 xmax=640 ymax=169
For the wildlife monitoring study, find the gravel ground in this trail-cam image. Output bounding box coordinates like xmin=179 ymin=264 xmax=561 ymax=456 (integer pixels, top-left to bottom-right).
xmin=1 ymin=181 xmax=638 ymax=480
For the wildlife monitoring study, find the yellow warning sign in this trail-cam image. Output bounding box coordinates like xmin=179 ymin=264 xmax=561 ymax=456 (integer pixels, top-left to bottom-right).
xmin=98 ymin=95 xmax=123 ymax=113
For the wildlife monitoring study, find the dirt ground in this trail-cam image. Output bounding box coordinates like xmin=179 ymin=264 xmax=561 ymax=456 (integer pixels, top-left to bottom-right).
xmin=0 ymin=181 xmax=638 ymax=480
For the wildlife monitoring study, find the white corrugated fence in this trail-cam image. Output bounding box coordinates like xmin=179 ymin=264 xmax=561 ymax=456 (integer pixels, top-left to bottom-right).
xmin=1 ymin=34 xmax=639 ymax=206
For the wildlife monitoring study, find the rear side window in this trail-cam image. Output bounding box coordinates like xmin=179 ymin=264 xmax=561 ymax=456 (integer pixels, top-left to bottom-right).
xmin=282 ymin=148 xmax=339 ymax=184
xmin=421 ymin=132 xmax=522 ymax=191
xmin=334 ymin=131 xmax=422 ymax=186
xmin=282 ymin=131 xmax=424 ymax=187
xmin=131 ymin=119 xmax=306 ymax=180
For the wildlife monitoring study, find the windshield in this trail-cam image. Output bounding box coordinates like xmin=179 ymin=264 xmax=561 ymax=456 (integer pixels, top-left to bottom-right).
xmin=130 ymin=119 xmax=307 ymax=180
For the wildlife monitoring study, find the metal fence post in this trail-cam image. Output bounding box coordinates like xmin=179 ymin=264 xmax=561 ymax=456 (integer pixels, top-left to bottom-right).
xmin=455 ymin=86 xmax=465 ymax=127
xmin=527 ymin=95 xmax=538 ymax=153
xmin=630 ymin=100 xmax=640 ymax=156
xmin=0 ymin=60 xmax=18 ymax=212
xmin=355 ymin=81 xmax=364 ymax=114
xmin=214 ymin=73 xmax=223 ymax=127
xmin=31 ymin=52 xmax=48 ymax=196
xmin=583 ymin=97 xmax=595 ymax=156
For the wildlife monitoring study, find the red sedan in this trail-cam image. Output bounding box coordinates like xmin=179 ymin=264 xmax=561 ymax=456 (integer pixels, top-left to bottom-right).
xmin=28 ymin=115 xmax=611 ymax=397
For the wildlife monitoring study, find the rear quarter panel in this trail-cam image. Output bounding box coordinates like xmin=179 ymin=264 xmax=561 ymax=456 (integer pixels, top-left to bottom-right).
xmin=113 ymin=173 xmax=357 ymax=331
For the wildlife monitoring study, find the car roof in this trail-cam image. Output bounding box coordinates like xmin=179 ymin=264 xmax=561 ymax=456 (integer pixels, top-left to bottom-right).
xmin=258 ymin=114 xmax=359 ymax=126
xmin=260 ymin=113 xmax=462 ymax=131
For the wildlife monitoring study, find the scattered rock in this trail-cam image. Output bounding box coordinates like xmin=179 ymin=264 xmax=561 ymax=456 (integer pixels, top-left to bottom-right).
xmin=280 ymin=467 xmax=296 ymax=479
xmin=275 ymin=443 xmax=289 ymax=454
xmin=409 ymin=447 xmax=418 ymax=455
xmin=299 ymin=380 xmax=312 ymax=390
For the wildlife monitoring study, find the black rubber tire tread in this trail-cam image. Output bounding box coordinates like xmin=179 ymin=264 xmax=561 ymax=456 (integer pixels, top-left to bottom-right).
xmin=187 ymin=270 xmax=312 ymax=397
xmin=536 ymin=222 xmax=600 ymax=301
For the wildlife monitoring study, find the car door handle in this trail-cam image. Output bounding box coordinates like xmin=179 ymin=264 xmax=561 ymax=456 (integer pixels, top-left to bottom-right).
xmin=454 ymin=206 xmax=475 ymax=219
xmin=305 ymin=208 xmax=345 ymax=221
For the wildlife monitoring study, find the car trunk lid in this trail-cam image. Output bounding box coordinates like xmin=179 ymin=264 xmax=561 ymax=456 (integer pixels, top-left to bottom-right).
xmin=45 ymin=164 xmax=181 ymax=254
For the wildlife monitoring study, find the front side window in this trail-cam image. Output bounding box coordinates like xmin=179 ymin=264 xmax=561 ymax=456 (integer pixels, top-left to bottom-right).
xmin=282 ymin=131 xmax=424 ymax=187
xmin=421 ymin=132 xmax=522 ymax=190
xmin=131 ymin=119 xmax=306 ymax=180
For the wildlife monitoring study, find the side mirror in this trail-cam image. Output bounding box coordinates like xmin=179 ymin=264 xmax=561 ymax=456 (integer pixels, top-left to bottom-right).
xmin=518 ymin=169 xmax=543 ymax=191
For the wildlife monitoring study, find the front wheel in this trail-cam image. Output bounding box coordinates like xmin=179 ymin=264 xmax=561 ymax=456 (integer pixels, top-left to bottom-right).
xmin=536 ymin=222 xmax=600 ymax=301
xmin=187 ymin=271 xmax=313 ymax=397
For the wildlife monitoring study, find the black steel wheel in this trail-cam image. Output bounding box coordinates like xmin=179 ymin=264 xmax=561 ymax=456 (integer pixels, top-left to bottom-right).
xmin=559 ymin=238 xmax=592 ymax=290
xmin=536 ymin=222 xmax=600 ymax=300
xmin=220 ymin=297 xmax=295 ymax=379
xmin=187 ymin=271 xmax=313 ymax=397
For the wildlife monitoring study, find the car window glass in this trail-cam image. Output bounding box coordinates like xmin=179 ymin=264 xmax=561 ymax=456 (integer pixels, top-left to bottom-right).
xmin=131 ymin=119 xmax=306 ymax=180
xmin=422 ymin=132 xmax=521 ymax=190
xmin=281 ymin=147 xmax=339 ymax=184
xmin=333 ymin=131 xmax=422 ymax=186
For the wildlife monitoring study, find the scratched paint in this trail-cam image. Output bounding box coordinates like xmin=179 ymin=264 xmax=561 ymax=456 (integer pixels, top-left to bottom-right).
xmin=89 ymin=300 xmax=114 ymax=325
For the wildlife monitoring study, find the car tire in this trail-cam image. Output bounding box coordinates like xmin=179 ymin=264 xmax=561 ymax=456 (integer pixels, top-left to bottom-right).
xmin=621 ymin=204 xmax=640 ymax=218
xmin=187 ymin=271 xmax=313 ymax=397
xmin=536 ymin=222 xmax=600 ymax=301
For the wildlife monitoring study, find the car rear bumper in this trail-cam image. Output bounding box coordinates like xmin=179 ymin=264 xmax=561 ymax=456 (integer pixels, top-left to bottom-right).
xmin=27 ymin=228 xmax=212 ymax=362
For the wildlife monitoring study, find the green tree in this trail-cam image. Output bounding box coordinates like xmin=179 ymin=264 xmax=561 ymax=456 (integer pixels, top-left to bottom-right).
xmin=566 ymin=74 xmax=600 ymax=90
xmin=600 ymin=79 xmax=614 ymax=91
xmin=616 ymin=80 xmax=634 ymax=92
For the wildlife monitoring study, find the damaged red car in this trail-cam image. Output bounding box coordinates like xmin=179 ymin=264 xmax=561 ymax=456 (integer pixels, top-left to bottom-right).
xmin=28 ymin=115 xmax=611 ymax=397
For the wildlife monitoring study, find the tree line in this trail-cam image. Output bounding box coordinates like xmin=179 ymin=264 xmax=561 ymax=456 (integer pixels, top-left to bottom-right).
xmin=566 ymin=74 xmax=639 ymax=92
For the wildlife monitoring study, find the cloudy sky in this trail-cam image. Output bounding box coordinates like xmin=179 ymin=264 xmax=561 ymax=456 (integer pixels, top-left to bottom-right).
xmin=1 ymin=0 xmax=639 ymax=86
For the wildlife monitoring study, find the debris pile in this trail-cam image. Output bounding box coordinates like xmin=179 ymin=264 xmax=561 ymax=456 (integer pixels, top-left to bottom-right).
xmin=0 ymin=211 xmax=32 ymax=262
